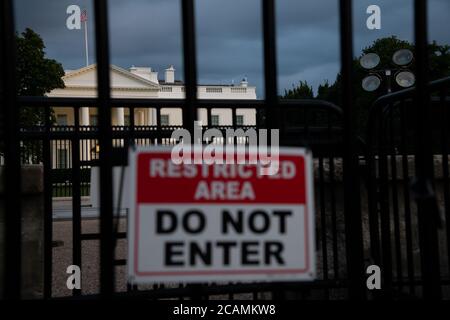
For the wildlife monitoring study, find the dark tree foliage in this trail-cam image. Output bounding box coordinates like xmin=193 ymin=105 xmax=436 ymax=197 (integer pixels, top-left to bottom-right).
xmin=282 ymin=80 xmax=314 ymax=99
xmin=16 ymin=28 xmax=65 ymax=126
xmin=14 ymin=28 xmax=65 ymax=162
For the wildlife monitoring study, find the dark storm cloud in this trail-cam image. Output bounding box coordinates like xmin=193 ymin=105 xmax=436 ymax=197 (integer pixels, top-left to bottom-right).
xmin=15 ymin=0 xmax=95 ymax=69
xmin=13 ymin=0 xmax=450 ymax=98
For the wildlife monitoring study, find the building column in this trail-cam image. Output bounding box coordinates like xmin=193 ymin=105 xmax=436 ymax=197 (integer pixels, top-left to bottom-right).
xmin=135 ymin=109 xmax=145 ymax=126
xmin=113 ymin=107 xmax=125 ymax=126
xmin=139 ymin=111 xmax=145 ymax=126
xmin=197 ymin=109 xmax=203 ymax=126
xmin=107 ymin=108 xmax=123 ymax=148
xmin=80 ymin=107 xmax=90 ymax=126
xmin=152 ymin=109 xmax=157 ymax=125
xmin=145 ymin=108 xmax=152 ymax=126
xmin=79 ymin=107 xmax=90 ymax=162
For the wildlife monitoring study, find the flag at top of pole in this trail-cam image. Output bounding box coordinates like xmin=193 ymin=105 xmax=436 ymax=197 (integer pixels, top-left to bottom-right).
xmin=81 ymin=9 xmax=87 ymax=22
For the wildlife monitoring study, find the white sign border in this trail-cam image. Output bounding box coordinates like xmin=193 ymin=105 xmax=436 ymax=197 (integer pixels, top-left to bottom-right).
xmin=127 ymin=146 xmax=316 ymax=284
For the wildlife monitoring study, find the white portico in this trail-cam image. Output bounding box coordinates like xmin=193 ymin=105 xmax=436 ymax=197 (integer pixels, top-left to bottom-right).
xmin=48 ymin=64 xmax=257 ymax=127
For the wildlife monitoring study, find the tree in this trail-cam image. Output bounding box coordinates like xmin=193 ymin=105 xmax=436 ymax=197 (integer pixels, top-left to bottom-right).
xmin=282 ymin=80 xmax=314 ymax=99
xmin=14 ymin=28 xmax=65 ymax=163
xmin=428 ymin=40 xmax=450 ymax=80
xmin=16 ymin=28 xmax=65 ymax=127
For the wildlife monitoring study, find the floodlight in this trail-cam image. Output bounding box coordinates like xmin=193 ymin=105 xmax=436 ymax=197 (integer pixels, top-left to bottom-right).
xmin=395 ymin=71 xmax=415 ymax=88
xmin=393 ymin=49 xmax=414 ymax=66
xmin=360 ymin=53 xmax=381 ymax=70
xmin=362 ymin=74 xmax=381 ymax=92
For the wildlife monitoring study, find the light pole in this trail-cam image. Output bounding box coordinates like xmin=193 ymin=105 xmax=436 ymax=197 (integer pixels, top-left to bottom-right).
xmin=360 ymin=49 xmax=416 ymax=93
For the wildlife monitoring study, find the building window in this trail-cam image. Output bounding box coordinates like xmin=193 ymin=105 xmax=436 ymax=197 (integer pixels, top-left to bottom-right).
xmin=56 ymin=149 xmax=68 ymax=168
xmin=231 ymin=87 xmax=247 ymax=93
xmin=160 ymin=86 xmax=173 ymax=92
xmin=89 ymin=115 xmax=98 ymax=126
xmin=160 ymin=114 xmax=169 ymax=126
xmin=56 ymin=114 xmax=68 ymax=126
xmin=211 ymin=115 xmax=220 ymax=126
xmin=124 ymin=115 xmax=130 ymax=126
xmin=236 ymin=115 xmax=244 ymax=126
xmin=206 ymin=87 xmax=222 ymax=93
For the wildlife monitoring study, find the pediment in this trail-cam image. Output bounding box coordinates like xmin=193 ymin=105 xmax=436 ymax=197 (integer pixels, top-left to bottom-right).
xmin=62 ymin=64 xmax=160 ymax=90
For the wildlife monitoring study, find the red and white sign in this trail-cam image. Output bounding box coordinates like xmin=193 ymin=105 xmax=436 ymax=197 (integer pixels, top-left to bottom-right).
xmin=127 ymin=147 xmax=316 ymax=283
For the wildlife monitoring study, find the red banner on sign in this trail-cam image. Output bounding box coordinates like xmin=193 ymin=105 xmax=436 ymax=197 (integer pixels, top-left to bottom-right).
xmin=136 ymin=152 xmax=306 ymax=204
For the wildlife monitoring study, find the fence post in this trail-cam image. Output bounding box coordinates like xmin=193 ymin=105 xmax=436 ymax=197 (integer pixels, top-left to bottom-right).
xmin=0 ymin=0 xmax=22 ymax=300
xmin=94 ymin=0 xmax=115 ymax=298
xmin=339 ymin=0 xmax=366 ymax=300
xmin=262 ymin=0 xmax=285 ymax=300
xmin=413 ymin=0 xmax=442 ymax=300
xmin=181 ymin=0 xmax=203 ymax=300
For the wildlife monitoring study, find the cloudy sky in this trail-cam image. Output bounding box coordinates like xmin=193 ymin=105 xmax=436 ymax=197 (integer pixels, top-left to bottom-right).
xmin=13 ymin=0 xmax=450 ymax=98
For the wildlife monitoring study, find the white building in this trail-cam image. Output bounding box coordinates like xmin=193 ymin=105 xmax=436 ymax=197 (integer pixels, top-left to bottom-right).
xmin=48 ymin=64 xmax=257 ymax=127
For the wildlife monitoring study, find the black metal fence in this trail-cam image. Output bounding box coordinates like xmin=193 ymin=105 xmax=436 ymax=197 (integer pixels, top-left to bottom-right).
xmin=366 ymin=76 xmax=450 ymax=299
xmin=1 ymin=0 xmax=449 ymax=300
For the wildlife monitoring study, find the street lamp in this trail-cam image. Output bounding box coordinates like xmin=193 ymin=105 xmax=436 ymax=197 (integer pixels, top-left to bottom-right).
xmin=360 ymin=49 xmax=415 ymax=93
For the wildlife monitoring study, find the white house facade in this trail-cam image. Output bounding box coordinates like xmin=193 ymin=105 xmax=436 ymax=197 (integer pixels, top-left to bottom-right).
xmin=48 ymin=64 xmax=257 ymax=128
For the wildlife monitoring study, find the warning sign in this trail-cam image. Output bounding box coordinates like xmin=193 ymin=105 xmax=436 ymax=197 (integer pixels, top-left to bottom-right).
xmin=127 ymin=147 xmax=315 ymax=283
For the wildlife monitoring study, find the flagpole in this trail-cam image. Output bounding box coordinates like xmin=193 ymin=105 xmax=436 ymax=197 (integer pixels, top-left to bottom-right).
xmin=84 ymin=18 xmax=89 ymax=66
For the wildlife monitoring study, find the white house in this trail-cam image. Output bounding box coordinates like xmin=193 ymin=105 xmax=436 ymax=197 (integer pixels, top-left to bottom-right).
xmin=48 ymin=64 xmax=257 ymax=128
xmin=45 ymin=64 xmax=257 ymax=171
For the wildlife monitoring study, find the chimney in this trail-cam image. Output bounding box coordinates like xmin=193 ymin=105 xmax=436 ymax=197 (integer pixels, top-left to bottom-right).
xmin=129 ymin=66 xmax=158 ymax=83
xmin=240 ymin=77 xmax=248 ymax=87
xmin=165 ymin=65 xmax=175 ymax=83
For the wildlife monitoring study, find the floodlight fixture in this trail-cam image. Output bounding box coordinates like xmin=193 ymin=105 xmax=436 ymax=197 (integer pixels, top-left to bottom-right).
xmin=392 ymin=49 xmax=414 ymax=66
xmin=362 ymin=74 xmax=381 ymax=92
xmin=395 ymin=71 xmax=416 ymax=88
xmin=360 ymin=53 xmax=381 ymax=70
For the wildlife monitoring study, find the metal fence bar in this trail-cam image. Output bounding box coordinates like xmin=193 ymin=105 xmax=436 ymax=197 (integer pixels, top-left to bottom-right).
xmin=318 ymin=156 xmax=330 ymax=299
xmin=262 ymin=0 xmax=279 ymax=130
xmin=378 ymin=120 xmax=393 ymax=298
xmin=156 ymin=107 xmax=162 ymax=143
xmin=388 ymin=107 xmax=403 ymax=290
xmin=338 ymin=0 xmax=365 ymax=300
xmin=441 ymin=89 xmax=450 ymax=283
xmin=181 ymin=0 xmax=203 ymax=300
xmin=399 ymin=102 xmax=416 ymax=296
xmin=72 ymin=107 xmax=82 ymax=296
xmin=94 ymin=0 xmax=115 ymax=297
xmin=43 ymin=106 xmax=53 ymax=299
xmin=181 ymin=0 xmax=198 ymax=134
xmin=413 ymin=0 xmax=442 ymax=300
xmin=262 ymin=0 xmax=285 ymax=300
xmin=1 ymin=0 xmax=22 ymax=300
